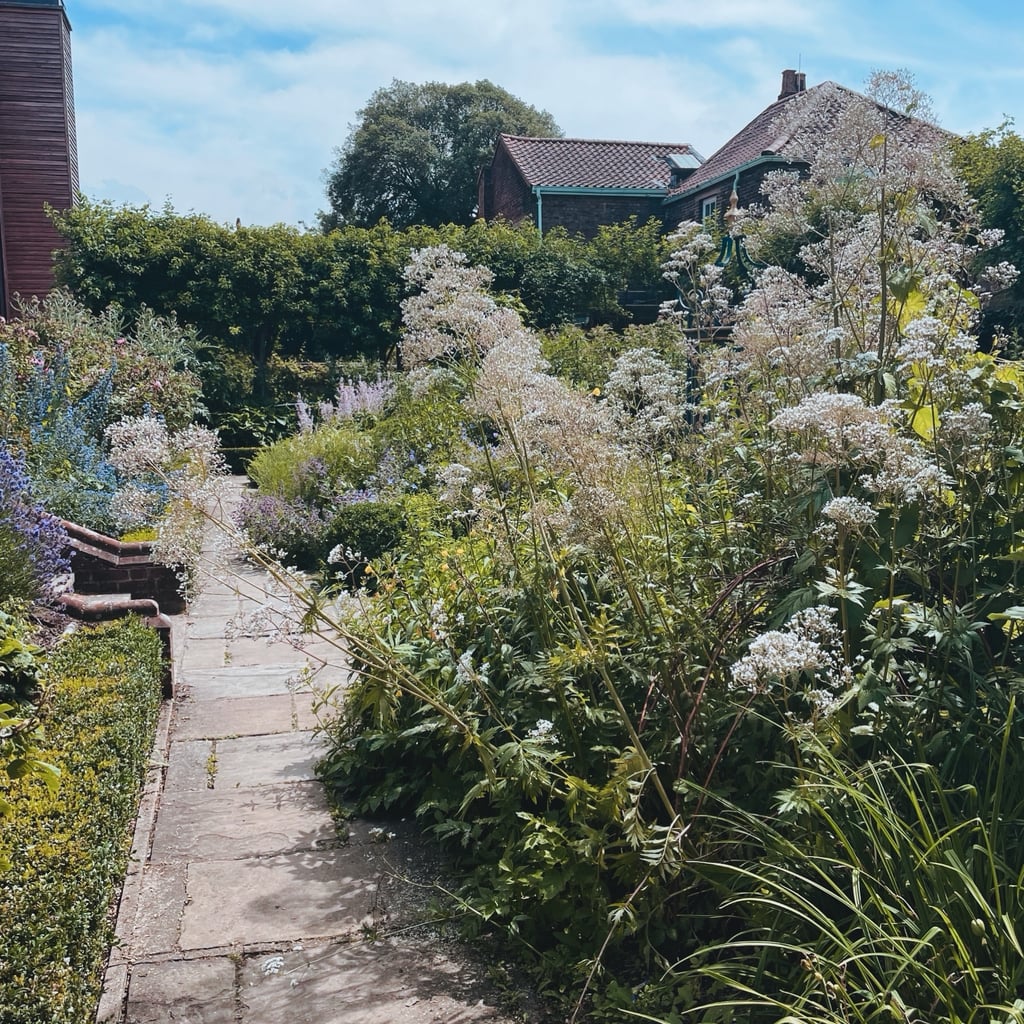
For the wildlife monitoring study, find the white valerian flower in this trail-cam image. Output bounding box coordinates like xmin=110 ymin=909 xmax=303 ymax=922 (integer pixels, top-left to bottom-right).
xmin=731 ymin=606 xmax=852 ymax=718
xmin=105 ymin=414 xmax=171 ymax=475
xmin=894 ymin=316 xmax=975 ymax=376
xmin=110 ymin=483 xmax=163 ymax=533
xmin=604 ymin=347 xmax=689 ymax=447
xmin=821 ymin=496 xmax=877 ymax=532
xmin=860 ymin=442 xmax=951 ymax=502
xmin=437 ymin=462 xmax=473 ymax=505
xmin=527 ymin=718 xmax=558 ymax=744
xmin=399 ymin=245 xmax=507 ymax=367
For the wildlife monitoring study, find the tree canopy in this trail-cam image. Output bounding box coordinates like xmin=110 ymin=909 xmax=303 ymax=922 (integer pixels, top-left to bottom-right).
xmin=320 ymin=79 xmax=560 ymax=230
xmin=954 ymin=124 xmax=1024 ymax=344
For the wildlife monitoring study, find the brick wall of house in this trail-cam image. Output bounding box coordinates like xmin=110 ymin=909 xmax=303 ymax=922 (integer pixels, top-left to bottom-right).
xmin=664 ymin=161 xmax=807 ymax=230
xmin=479 ymin=146 xmax=533 ymax=223
xmin=539 ymin=194 xmax=663 ymax=240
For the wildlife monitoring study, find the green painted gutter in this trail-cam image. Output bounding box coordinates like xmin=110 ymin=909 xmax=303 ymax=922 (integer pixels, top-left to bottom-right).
xmin=661 ymin=154 xmax=796 ymax=208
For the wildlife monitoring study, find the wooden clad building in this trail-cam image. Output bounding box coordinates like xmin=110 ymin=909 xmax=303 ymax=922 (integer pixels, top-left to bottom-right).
xmin=0 ymin=0 xmax=78 ymax=319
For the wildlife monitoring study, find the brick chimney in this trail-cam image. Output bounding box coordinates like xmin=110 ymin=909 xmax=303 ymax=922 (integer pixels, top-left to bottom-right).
xmin=779 ymin=69 xmax=807 ymax=100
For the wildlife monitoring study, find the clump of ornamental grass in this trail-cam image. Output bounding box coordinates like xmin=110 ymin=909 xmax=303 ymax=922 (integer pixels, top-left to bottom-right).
xmin=649 ymin=721 xmax=1024 ymax=1024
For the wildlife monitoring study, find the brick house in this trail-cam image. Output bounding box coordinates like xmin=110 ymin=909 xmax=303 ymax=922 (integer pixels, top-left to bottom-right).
xmin=662 ymin=70 xmax=949 ymax=229
xmin=478 ymin=134 xmax=703 ymax=239
xmin=0 ymin=0 xmax=78 ymax=319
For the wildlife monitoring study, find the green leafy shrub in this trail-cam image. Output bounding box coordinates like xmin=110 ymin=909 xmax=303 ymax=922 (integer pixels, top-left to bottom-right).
xmin=9 ymin=290 xmax=204 ymax=431
xmin=246 ymin=421 xmax=377 ymax=501
xmin=0 ymin=612 xmax=55 ymax=831
xmin=0 ymin=617 xmax=164 ymax=1023
xmin=305 ymin=85 xmax=1024 ymax=1015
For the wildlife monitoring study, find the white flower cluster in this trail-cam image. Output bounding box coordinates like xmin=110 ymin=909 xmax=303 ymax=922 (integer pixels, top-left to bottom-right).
xmin=109 ymin=483 xmax=162 ymax=533
xmin=471 ymin=332 xmax=625 ymax=531
xmin=941 ymin=402 xmax=992 ymax=451
xmin=821 ymin=496 xmax=877 ymax=532
xmin=660 ymin=222 xmax=735 ymax=340
xmin=437 ymin=462 xmax=473 ymax=505
xmin=731 ymin=606 xmax=851 ymax=716
xmin=860 ymin=445 xmax=951 ymax=503
xmin=603 ymin=347 xmax=690 ymax=447
xmin=723 ymin=266 xmax=833 ymax=388
xmin=527 ymin=718 xmax=558 ymax=744
xmin=105 ymin=414 xmax=172 ymax=475
xmin=400 ymin=245 xmax=518 ymax=367
xmin=894 ymin=316 xmax=975 ymax=377
xmin=770 ymin=393 xmax=893 ymax=461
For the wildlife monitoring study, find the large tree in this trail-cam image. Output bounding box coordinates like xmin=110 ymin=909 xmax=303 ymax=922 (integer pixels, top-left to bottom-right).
xmin=320 ymin=79 xmax=560 ymax=230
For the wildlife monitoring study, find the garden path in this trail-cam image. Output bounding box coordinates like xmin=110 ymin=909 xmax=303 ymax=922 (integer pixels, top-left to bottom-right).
xmin=97 ymin=478 xmax=517 ymax=1024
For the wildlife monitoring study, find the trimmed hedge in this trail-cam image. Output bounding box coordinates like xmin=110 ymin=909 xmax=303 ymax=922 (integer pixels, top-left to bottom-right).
xmin=0 ymin=616 xmax=164 ymax=1024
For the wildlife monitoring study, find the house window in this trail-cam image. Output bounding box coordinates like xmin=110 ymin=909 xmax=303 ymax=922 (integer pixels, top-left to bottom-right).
xmin=702 ymin=197 xmax=718 ymax=221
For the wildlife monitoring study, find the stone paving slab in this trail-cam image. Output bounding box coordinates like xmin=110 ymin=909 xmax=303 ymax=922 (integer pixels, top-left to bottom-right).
xmin=179 ymin=664 xmax=303 ymax=700
xmin=150 ymin=782 xmax=336 ymax=862
xmin=163 ymin=739 xmax=217 ymax=792
xmin=238 ymin=940 xmax=511 ymax=1023
xmin=184 ymin=595 xmax=242 ymax=618
xmin=180 ymin=847 xmax=384 ymax=949
xmin=125 ymin=959 xmax=236 ymax=1024
xmin=214 ymin=731 xmax=325 ymax=788
xmin=164 ymin=732 xmax=323 ymax=793
xmin=225 ymin=636 xmax=312 ymax=666
xmin=180 ymin=637 xmax=230 ymax=670
xmin=129 ymin=863 xmax=187 ymax=957
xmin=181 ymin=638 xmax=315 ymax=674
xmin=173 ymin=694 xmax=317 ymax=740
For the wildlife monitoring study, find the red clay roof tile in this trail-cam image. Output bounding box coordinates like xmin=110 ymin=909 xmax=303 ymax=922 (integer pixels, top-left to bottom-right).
xmin=498 ymin=135 xmax=702 ymax=190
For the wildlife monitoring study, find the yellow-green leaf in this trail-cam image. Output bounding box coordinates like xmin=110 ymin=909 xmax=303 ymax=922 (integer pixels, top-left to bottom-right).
xmin=911 ymin=404 xmax=939 ymax=441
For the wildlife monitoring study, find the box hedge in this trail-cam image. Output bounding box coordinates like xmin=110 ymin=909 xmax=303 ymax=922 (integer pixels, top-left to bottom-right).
xmin=0 ymin=616 xmax=164 ymax=1023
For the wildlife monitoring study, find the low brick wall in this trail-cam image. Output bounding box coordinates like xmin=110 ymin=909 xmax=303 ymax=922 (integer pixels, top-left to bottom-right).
xmin=61 ymin=521 xmax=186 ymax=615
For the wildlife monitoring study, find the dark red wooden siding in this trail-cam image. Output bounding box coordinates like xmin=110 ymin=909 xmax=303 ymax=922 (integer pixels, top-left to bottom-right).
xmin=0 ymin=2 xmax=78 ymax=318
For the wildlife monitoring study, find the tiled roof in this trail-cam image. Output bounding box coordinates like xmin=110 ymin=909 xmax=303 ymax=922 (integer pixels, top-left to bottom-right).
xmin=498 ymin=135 xmax=702 ymax=190
xmin=668 ymin=80 xmax=950 ymax=199
xmin=666 ymin=91 xmax=804 ymax=197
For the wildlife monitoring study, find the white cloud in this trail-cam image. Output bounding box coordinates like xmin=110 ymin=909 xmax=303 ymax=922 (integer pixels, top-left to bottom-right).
xmin=596 ymin=0 xmax=829 ymax=30
xmin=68 ymin=0 xmax=1024 ymax=225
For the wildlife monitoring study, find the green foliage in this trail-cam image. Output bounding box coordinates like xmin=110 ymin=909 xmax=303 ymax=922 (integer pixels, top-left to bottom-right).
xmin=541 ymin=320 xmax=686 ymax=389
xmin=247 ymin=421 xmax=377 ymax=501
xmin=0 ymin=612 xmax=42 ymax=707
xmin=954 ymin=124 xmax=1024 ymax=346
xmin=0 ymin=612 xmax=54 ymax=830
xmin=52 ymin=200 xmax=671 ymax=390
xmin=287 ymin=97 xmax=1024 ymax=1016
xmin=683 ymin=731 xmax=1024 ymax=1024
xmin=0 ymin=617 xmax=164 ymax=1022
xmin=2 ymin=289 xmax=204 ymax=432
xmin=320 ymin=79 xmax=560 ymax=230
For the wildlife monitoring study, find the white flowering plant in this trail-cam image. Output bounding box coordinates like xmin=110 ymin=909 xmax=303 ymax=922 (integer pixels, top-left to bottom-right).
xmin=237 ymin=72 xmax=1024 ymax=1023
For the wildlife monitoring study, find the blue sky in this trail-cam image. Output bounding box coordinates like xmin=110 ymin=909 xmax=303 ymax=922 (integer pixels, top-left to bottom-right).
xmin=67 ymin=0 xmax=1024 ymax=227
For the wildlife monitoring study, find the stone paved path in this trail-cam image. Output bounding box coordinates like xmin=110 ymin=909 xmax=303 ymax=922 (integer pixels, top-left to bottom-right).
xmin=98 ymin=483 xmax=518 ymax=1023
